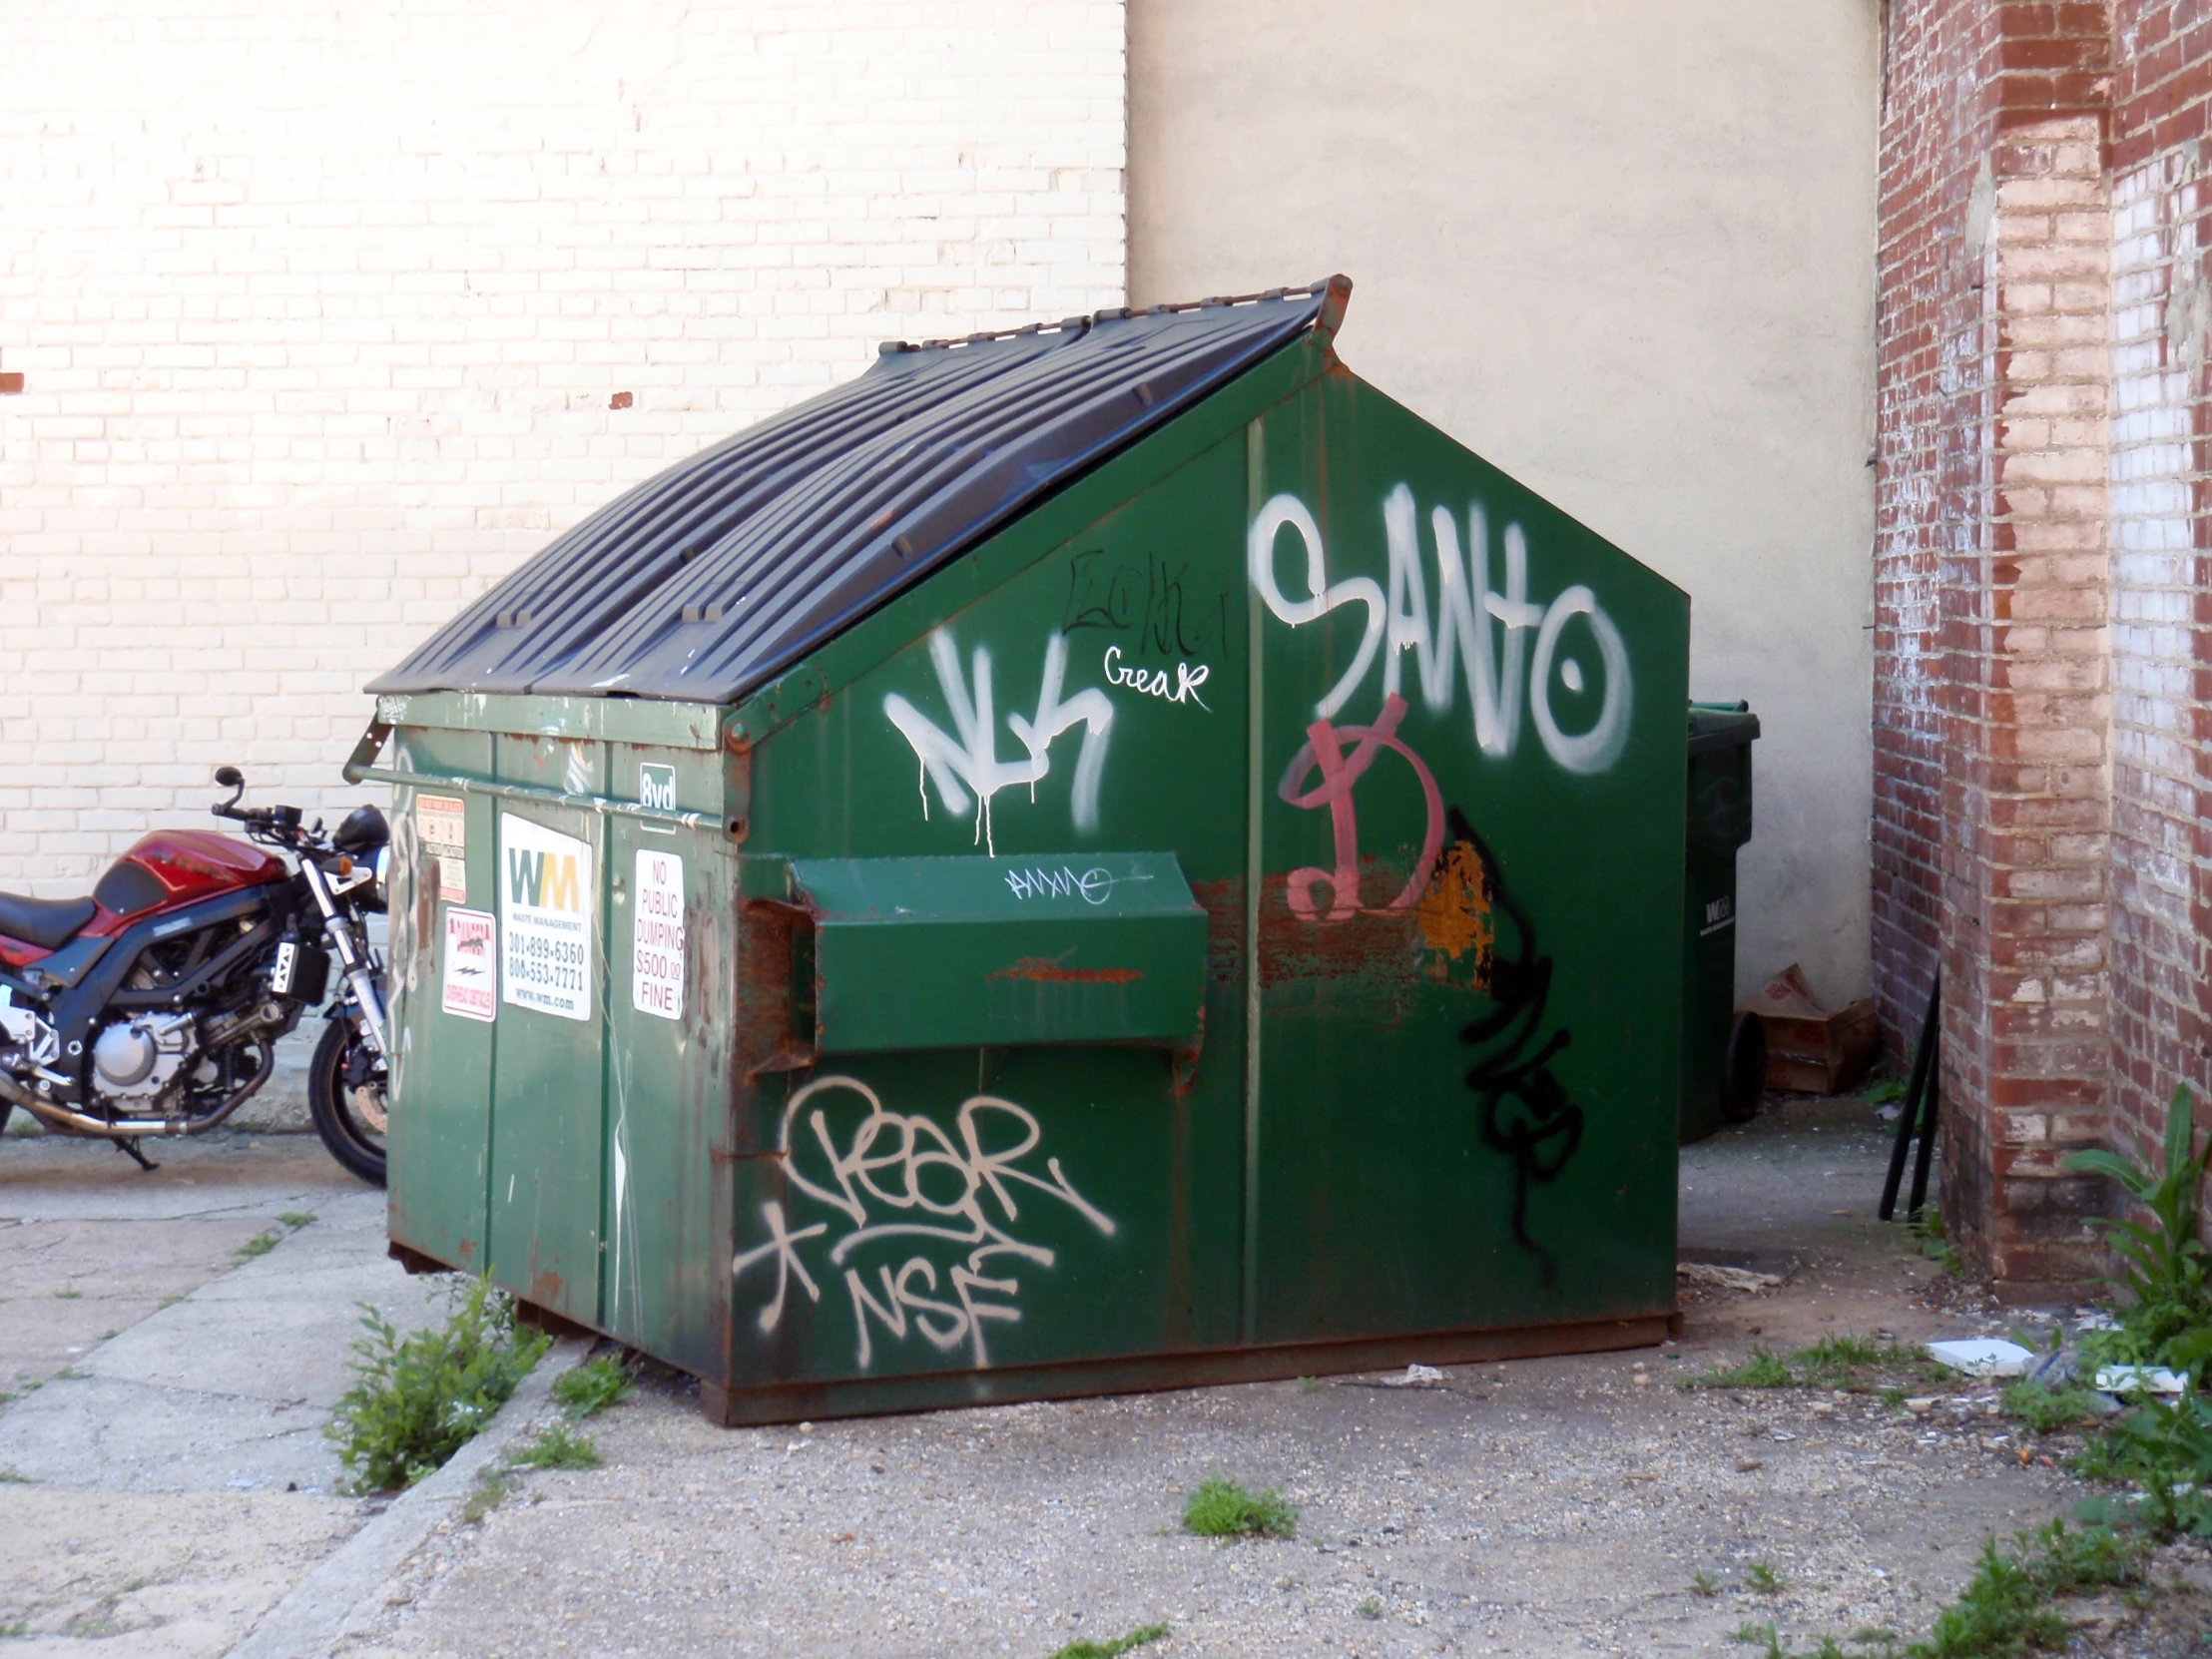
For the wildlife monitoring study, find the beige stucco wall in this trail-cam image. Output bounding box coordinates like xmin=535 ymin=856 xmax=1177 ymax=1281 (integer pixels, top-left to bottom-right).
xmin=1131 ymin=1 xmax=1880 ymax=1005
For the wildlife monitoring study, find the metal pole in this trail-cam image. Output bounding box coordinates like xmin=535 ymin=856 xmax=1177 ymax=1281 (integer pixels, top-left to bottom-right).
xmin=1879 ymin=971 xmax=1941 ymax=1221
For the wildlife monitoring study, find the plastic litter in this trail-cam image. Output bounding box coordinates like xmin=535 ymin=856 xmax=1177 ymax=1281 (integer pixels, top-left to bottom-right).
xmin=1676 ymin=1262 xmax=1784 ymax=1293
xmin=2093 ymin=1365 xmax=2185 ymax=1395
xmin=1926 ymin=1338 xmax=2034 ymax=1377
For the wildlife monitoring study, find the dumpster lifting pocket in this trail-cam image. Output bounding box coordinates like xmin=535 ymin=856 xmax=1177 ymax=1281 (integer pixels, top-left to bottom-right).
xmin=785 ymin=851 xmax=1208 ymax=1056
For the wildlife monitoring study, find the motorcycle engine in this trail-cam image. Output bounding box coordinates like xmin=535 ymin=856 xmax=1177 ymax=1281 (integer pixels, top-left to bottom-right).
xmin=91 ymin=1012 xmax=197 ymax=1100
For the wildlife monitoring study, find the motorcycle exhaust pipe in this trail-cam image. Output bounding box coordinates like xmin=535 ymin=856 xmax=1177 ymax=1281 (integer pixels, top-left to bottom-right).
xmin=0 ymin=1073 xmax=174 ymax=1138
xmin=0 ymin=1044 xmax=276 ymax=1140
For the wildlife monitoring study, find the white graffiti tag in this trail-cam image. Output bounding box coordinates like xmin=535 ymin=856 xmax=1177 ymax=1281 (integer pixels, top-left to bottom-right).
xmin=1249 ymin=487 xmax=1633 ymax=774
xmin=731 ymin=1076 xmax=1118 ymax=1371
xmin=883 ymin=629 xmax=1114 ymax=854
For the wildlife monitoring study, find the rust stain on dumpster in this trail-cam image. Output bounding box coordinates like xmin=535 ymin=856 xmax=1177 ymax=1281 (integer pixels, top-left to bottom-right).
xmin=986 ymin=956 xmax=1143 ymax=985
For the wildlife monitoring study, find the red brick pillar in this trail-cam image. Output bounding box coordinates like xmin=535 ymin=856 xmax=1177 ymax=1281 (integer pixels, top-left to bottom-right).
xmin=1879 ymin=0 xmax=2117 ymax=1295
xmin=1939 ymin=118 xmax=2115 ymax=1293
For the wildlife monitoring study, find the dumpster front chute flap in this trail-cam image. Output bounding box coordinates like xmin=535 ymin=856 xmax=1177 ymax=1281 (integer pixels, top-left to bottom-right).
xmin=368 ymin=280 xmax=1348 ymax=707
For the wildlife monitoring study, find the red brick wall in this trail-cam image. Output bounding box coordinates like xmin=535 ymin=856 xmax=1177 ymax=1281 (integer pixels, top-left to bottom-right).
xmin=1882 ymin=0 xmax=2212 ymax=1288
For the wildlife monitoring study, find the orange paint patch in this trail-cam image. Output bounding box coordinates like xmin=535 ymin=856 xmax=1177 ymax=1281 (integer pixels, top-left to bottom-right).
xmin=1413 ymin=837 xmax=1493 ymax=968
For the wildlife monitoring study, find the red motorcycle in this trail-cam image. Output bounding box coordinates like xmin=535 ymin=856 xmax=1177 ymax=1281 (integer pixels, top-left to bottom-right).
xmin=0 ymin=768 xmax=392 ymax=1184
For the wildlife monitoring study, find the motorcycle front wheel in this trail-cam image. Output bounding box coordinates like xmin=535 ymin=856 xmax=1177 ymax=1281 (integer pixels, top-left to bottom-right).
xmin=308 ymin=1018 xmax=387 ymax=1187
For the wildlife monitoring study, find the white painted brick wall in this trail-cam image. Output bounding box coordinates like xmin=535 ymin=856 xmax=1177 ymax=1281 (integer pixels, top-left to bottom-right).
xmin=0 ymin=0 xmax=1127 ymax=894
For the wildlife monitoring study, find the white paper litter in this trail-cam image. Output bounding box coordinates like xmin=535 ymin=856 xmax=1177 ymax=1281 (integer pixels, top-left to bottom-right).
xmin=1925 ymin=1339 xmax=2034 ymax=1377
xmin=2093 ymin=1365 xmax=2186 ymax=1395
xmin=1676 ymin=1262 xmax=1783 ymax=1293
xmin=1381 ymin=1364 xmax=1447 ymax=1388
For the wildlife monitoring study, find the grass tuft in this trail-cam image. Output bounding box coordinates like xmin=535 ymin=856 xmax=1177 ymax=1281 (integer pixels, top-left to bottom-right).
xmin=1046 ymin=1621 xmax=1170 ymax=1659
xmin=1690 ymin=1569 xmax=1719 ymax=1597
xmin=1355 ymin=1595 xmax=1384 ymax=1620
xmin=551 ymin=1356 xmax=634 ymax=1419
xmin=324 ymin=1278 xmax=548 ymax=1494
xmin=1997 ymin=1380 xmax=2102 ymax=1434
xmin=276 ymin=1211 xmax=316 ymax=1230
xmin=505 ymin=1423 xmax=600 ymax=1471
xmin=1745 ymin=1560 xmax=1785 ymax=1594
xmin=1183 ymin=1478 xmax=1297 ymax=1540
xmin=233 ymin=1232 xmax=279 ymax=1261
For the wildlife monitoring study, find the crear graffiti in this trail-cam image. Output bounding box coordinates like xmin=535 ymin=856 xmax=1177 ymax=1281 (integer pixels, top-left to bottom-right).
xmin=730 ymin=1075 xmax=1117 ymax=1371
xmin=1103 ymin=646 xmax=1211 ymax=708
xmin=1248 ymin=487 xmax=1633 ymax=774
xmin=1441 ymin=808 xmax=1584 ymax=1282
xmin=883 ymin=629 xmax=1114 ymax=855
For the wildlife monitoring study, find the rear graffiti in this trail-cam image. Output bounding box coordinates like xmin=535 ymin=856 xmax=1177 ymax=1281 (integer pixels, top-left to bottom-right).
xmin=731 ymin=1075 xmax=1117 ymax=1371
xmin=883 ymin=629 xmax=1114 ymax=855
xmin=1249 ymin=486 xmax=1633 ymax=774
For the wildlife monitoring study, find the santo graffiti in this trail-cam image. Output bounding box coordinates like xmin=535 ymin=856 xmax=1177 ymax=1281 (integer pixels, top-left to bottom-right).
xmin=731 ymin=1076 xmax=1117 ymax=1371
xmin=1248 ymin=485 xmax=1633 ymax=774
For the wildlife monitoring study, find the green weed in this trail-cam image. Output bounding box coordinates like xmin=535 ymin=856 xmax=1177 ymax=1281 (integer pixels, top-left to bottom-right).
xmin=2076 ymin=1391 xmax=2212 ymax=1537
xmin=51 ymin=1289 xmax=79 ymax=1301
xmin=1745 ymin=1560 xmax=1785 ymax=1593
xmin=1183 ymin=1478 xmax=1297 ymax=1539
xmin=1906 ymin=1208 xmax=1961 ymax=1276
xmin=1690 ymin=1569 xmax=1719 ymax=1597
xmin=233 ymin=1232 xmax=278 ymax=1261
xmin=1909 ymin=1520 xmax=2139 ymax=1656
xmin=1694 ymin=1350 xmax=1797 ymax=1389
xmin=276 ymin=1211 xmax=316 ymax=1230
xmin=1355 ymin=1595 xmax=1384 ymax=1619
xmin=1866 ymin=1077 xmax=1909 ymax=1107
xmin=324 ymin=1278 xmax=549 ymax=1494
xmin=1997 ymin=1380 xmax=2102 ymax=1434
xmin=2065 ymin=1085 xmax=2210 ymax=1370
xmin=460 ymin=1465 xmax=515 ymax=1524
xmin=505 ymin=1423 xmax=600 ymax=1471
xmin=0 ymin=1622 xmax=26 ymax=1639
xmin=1297 ymin=1376 xmax=1321 ymax=1394
xmin=1688 ymin=1339 xmax=1941 ymax=1393
xmin=550 ymin=1356 xmax=633 ymax=1419
xmin=1047 ymin=1623 xmax=1170 ymax=1659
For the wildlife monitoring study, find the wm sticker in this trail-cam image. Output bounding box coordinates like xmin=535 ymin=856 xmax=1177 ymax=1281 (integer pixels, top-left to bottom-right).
xmin=499 ymin=814 xmax=593 ymax=1021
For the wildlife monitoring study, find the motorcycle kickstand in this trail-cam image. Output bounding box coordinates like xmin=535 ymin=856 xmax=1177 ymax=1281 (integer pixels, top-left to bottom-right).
xmin=114 ymin=1137 xmax=160 ymax=1173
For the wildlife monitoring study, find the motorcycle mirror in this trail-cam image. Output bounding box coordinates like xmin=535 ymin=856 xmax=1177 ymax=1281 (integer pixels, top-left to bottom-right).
xmin=214 ymin=766 xmax=244 ymax=789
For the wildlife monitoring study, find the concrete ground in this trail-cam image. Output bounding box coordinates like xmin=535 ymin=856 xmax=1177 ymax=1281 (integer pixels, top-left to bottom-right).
xmin=0 ymin=1128 xmax=444 ymax=1657
xmin=0 ymin=1097 xmax=2195 ymax=1658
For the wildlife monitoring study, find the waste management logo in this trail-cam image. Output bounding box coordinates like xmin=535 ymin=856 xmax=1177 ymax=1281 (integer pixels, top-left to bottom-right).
xmin=499 ymin=814 xmax=593 ymax=1021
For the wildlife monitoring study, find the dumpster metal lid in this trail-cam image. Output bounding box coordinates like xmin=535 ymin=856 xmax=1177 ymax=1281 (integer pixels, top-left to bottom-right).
xmin=368 ymin=277 xmax=1350 ymax=706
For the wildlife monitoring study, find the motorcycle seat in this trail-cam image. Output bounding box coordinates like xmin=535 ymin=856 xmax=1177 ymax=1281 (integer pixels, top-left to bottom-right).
xmin=0 ymin=892 xmax=98 ymax=951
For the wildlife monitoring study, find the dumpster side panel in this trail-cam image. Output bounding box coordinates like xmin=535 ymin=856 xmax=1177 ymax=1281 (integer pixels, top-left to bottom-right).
xmin=598 ymin=742 xmax=737 ymax=1379
xmin=385 ymin=726 xmax=498 ymax=1272
xmin=729 ymin=435 xmax=1254 ymax=1387
xmin=485 ymin=735 xmax=608 ymax=1327
xmin=1246 ymin=367 xmax=1689 ymax=1340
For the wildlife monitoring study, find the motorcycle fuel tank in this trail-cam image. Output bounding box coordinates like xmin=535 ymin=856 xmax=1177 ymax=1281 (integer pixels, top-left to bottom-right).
xmin=87 ymin=830 xmax=288 ymax=930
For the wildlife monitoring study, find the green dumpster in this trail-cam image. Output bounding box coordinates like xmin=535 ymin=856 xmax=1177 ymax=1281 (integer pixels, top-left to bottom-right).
xmin=1678 ymin=702 xmax=1761 ymax=1143
xmin=350 ymin=276 xmax=1692 ymax=1425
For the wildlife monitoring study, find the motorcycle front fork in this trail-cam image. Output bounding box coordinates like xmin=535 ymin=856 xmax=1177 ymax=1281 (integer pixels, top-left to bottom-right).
xmin=299 ymin=861 xmax=389 ymax=1062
